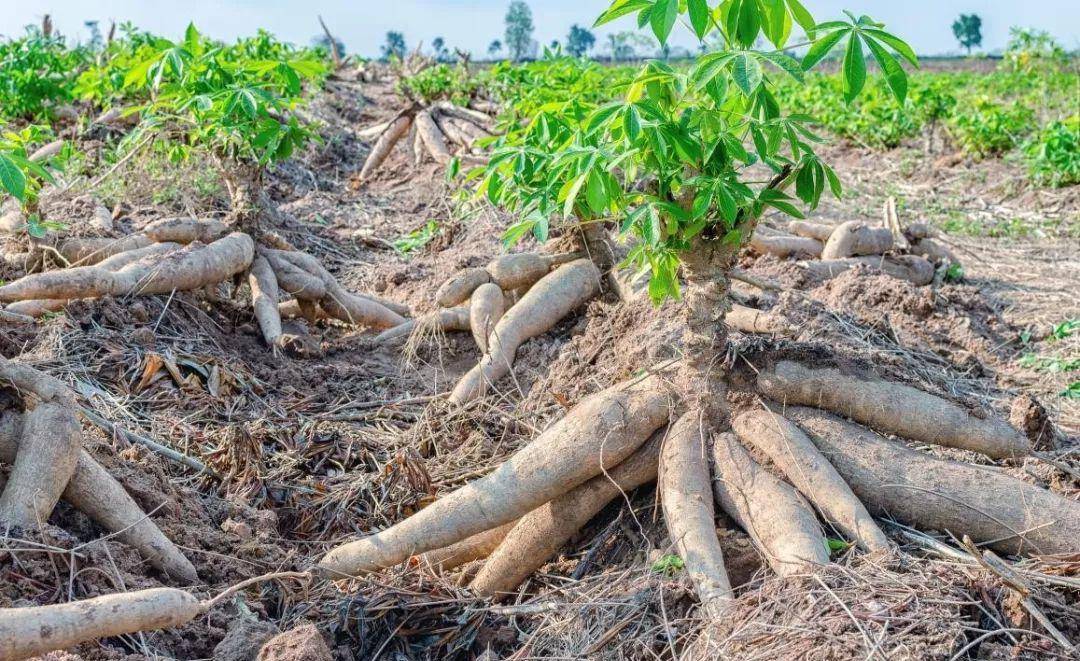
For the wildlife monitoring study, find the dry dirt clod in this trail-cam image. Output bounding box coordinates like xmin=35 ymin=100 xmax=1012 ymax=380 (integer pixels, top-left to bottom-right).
xmin=257 ymin=625 xmax=333 ymax=661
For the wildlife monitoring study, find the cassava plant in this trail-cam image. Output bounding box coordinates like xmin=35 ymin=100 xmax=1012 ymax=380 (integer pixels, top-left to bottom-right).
xmin=0 ymin=26 xmax=409 ymax=351
xmin=314 ymin=0 xmax=1079 ymax=625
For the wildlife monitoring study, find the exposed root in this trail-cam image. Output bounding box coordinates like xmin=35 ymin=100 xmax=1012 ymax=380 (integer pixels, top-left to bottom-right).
xmin=726 ymin=303 xmax=794 ymax=335
xmin=731 ymin=409 xmax=891 ymax=553
xmin=798 ymin=255 xmax=935 ymax=286
xmin=417 ymin=523 xmax=513 ymax=574
xmin=435 ymin=266 xmax=490 ymax=307
xmin=374 ymin=307 xmax=469 ymax=346
xmin=470 ymin=429 xmax=664 ymax=597
xmin=357 ymin=112 xmax=414 ymax=183
xmin=785 ymin=407 xmax=1080 ymax=556
xmin=0 ymin=399 xmax=197 ymax=583
xmin=711 ymin=431 xmax=829 ymax=576
xmin=0 ymin=401 xmax=81 ymax=531
xmin=449 ymin=259 xmax=601 ymax=404
xmin=757 ymin=360 xmax=1031 ymax=459
xmin=819 ymin=220 xmax=894 ymax=260
xmin=415 ymin=110 xmax=452 ymax=165
xmin=469 ymin=282 xmax=505 ymax=353
xmin=0 ymin=232 xmax=255 ymax=303
xmin=749 ymin=230 xmax=823 ymax=259
xmin=787 ymin=220 xmax=834 ymax=241
xmin=316 ymin=374 xmax=670 ymax=578
xmin=0 ymin=587 xmax=202 ymax=660
xmin=249 ymin=255 xmax=284 ymax=350
xmin=660 ymin=412 xmax=733 ymax=617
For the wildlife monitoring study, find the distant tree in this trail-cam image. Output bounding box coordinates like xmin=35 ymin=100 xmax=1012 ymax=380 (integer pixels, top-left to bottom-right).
xmin=606 ymin=31 xmax=651 ymax=61
xmin=952 ymin=14 xmax=982 ymax=54
xmin=504 ymin=1 xmax=535 ymax=61
xmin=488 ymin=39 xmax=503 ymax=58
xmin=381 ymin=31 xmax=406 ymax=60
xmin=432 ymin=36 xmax=450 ymax=61
xmin=565 ymin=24 xmax=595 ymax=57
xmin=84 ymin=20 xmax=103 ymax=49
xmin=312 ymin=33 xmax=346 ymax=59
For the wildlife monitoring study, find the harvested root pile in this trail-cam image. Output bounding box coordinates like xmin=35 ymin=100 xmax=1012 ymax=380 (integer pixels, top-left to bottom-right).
xmin=747 ymin=198 xmax=961 ymax=287
xmin=0 ymin=357 xmax=197 ymax=584
xmin=377 ymin=249 xmax=599 ymax=404
xmin=0 ymin=214 xmax=409 ymax=354
xmin=354 ymin=100 xmax=495 ymax=185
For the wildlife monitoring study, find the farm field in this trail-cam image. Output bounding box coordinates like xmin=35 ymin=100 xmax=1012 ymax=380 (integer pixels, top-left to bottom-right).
xmin=0 ymin=3 xmax=1078 ymax=660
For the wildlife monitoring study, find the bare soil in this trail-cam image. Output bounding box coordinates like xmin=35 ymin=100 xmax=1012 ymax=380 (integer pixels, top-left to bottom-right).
xmin=1 ymin=75 xmax=1076 ymax=660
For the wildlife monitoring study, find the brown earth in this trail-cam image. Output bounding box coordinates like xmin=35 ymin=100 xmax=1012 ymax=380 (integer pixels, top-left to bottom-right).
xmin=1 ymin=74 xmax=1076 ymax=660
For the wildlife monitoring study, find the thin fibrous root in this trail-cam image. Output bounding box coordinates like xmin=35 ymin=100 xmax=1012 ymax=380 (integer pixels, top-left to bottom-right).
xmin=415 ymin=110 xmax=452 ymax=165
xmin=373 ymin=307 xmax=469 ymax=345
xmin=469 ymin=282 xmax=505 ymax=353
xmin=357 ymin=113 xmax=413 ymax=183
xmin=787 ymin=220 xmax=834 ymax=241
xmin=449 ymin=259 xmax=601 ymax=404
xmin=785 ymin=407 xmax=1080 ymax=556
xmin=0 ymin=402 xmax=81 ymax=531
xmin=726 ymin=303 xmax=795 ymax=335
xmin=799 ymin=255 xmax=934 ymax=286
xmin=316 ymin=374 xmax=670 ymax=578
xmin=416 ymin=523 xmax=514 ymax=574
xmin=249 ymin=255 xmax=283 ymax=349
xmin=660 ymin=412 xmax=733 ymax=618
xmin=731 ymin=409 xmax=891 ymax=553
xmin=0 ymin=233 xmax=254 ymax=303
xmin=0 ymin=412 xmax=198 ymax=582
xmin=749 ymin=230 xmax=823 ymax=259
xmin=711 ymin=431 xmax=829 ymax=576
xmin=819 ymin=220 xmax=894 ymax=260
xmin=470 ymin=428 xmax=663 ymax=597
xmin=757 ymin=360 xmax=1030 ymax=459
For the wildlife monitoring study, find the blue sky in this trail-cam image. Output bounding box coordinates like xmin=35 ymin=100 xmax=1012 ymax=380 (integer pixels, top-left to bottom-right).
xmin=4 ymin=1 xmax=1078 ymax=57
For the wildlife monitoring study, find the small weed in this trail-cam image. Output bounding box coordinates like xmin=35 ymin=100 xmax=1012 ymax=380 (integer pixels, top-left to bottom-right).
xmin=1049 ymin=319 xmax=1079 ymax=341
xmin=651 ymin=554 xmax=685 ymax=575
xmin=393 ymin=220 xmax=439 ymax=256
xmin=943 ymin=262 xmax=964 ymax=282
xmin=1061 ymin=382 xmax=1080 ymax=399
xmin=1018 ymin=353 xmax=1080 ymax=373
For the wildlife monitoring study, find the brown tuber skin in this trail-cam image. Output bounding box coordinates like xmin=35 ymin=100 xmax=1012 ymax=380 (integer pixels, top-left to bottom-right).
xmin=799 ymin=255 xmax=935 ymax=286
xmin=726 ymin=303 xmax=794 ymax=335
xmin=732 ymin=410 xmax=890 ymax=552
xmin=0 ymin=402 xmax=81 ymax=531
xmin=786 ymin=407 xmax=1080 ymax=556
xmin=0 ymin=233 xmax=255 ymax=303
xmin=470 ymin=430 xmax=663 ymax=597
xmin=711 ymin=431 xmax=829 ymax=577
xmin=249 ymin=255 xmax=284 ymax=349
xmin=358 ymin=114 xmax=413 ymax=183
xmin=660 ymin=413 xmax=733 ymax=618
xmin=415 ymin=111 xmax=452 ymax=165
xmin=436 ymin=267 xmax=491 ymax=307
xmin=787 ymin=220 xmax=834 ymax=241
xmin=820 ymin=220 xmax=894 ymax=260
xmin=417 ymin=523 xmax=514 ymax=573
xmin=0 ymin=587 xmax=201 ymax=661
xmin=449 ymin=259 xmax=601 ymax=404
xmin=757 ymin=361 xmax=1031 ymax=459
xmin=317 ymin=375 xmax=670 ymax=578
xmin=485 ymin=252 xmax=583 ymax=290
xmin=469 ymin=282 xmax=505 ymax=353
xmin=0 ymin=412 xmax=198 ymax=583
xmin=749 ymin=231 xmax=823 ymax=259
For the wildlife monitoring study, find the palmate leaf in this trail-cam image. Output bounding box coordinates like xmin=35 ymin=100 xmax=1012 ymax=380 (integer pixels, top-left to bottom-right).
xmin=731 ymin=53 xmax=763 ymax=96
xmin=841 ymin=33 xmax=866 ymax=102
xmin=864 ymin=36 xmax=907 ymax=102
xmin=687 ymin=0 xmax=712 ymax=40
xmin=801 ymin=27 xmax=847 ymax=70
xmin=594 ymin=0 xmax=653 ymax=28
xmin=650 ymin=0 xmax=679 ymax=45
xmin=0 ymin=153 xmax=27 ymax=201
